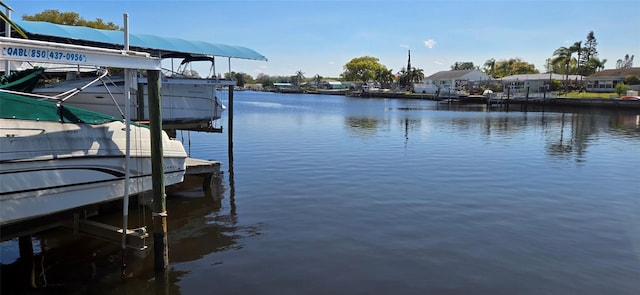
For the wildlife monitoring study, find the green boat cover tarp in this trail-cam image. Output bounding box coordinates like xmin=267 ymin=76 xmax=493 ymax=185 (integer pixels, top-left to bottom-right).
xmin=0 ymin=90 xmax=124 ymax=125
xmin=0 ymin=67 xmax=45 ymax=92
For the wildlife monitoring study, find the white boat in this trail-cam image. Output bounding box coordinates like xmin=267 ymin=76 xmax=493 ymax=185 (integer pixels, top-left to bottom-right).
xmin=31 ymin=54 xmax=226 ymax=128
xmin=412 ymin=81 xmax=439 ymax=94
xmin=412 ymin=81 xmax=466 ymax=98
xmin=0 ymin=90 xmax=188 ymax=226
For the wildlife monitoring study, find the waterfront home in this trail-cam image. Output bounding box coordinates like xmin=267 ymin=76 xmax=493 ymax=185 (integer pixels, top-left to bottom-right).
xmin=273 ymin=82 xmax=301 ymax=93
xmin=501 ymin=73 xmax=582 ymax=93
xmin=412 ymin=81 xmax=439 ymax=94
xmin=424 ymin=69 xmax=493 ymax=92
xmin=273 ymin=82 xmax=293 ymax=89
xmin=244 ymin=83 xmax=264 ymax=91
xmin=585 ymin=67 xmax=640 ymax=92
xmin=320 ymin=80 xmax=349 ymax=90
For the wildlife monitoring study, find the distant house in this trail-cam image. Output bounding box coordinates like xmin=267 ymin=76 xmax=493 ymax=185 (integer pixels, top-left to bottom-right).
xmin=273 ymin=82 xmax=294 ymax=92
xmin=424 ymin=69 xmax=493 ymax=91
xmin=244 ymin=83 xmax=263 ymax=91
xmin=320 ymin=80 xmax=349 ymax=89
xmin=501 ymin=73 xmax=582 ymax=92
xmin=585 ymin=68 xmax=640 ymax=92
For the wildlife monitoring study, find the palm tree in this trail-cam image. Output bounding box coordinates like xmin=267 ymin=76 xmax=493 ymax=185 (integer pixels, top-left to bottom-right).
xmin=572 ymin=41 xmax=582 ymax=73
xmin=571 ymin=41 xmax=582 ymax=89
xmin=586 ymin=57 xmax=607 ymax=73
xmin=616 ymin=54 xmax=634 ymax=69
xmin=397 ymin=67 xmax=408 ymax=87
xmin=597 ymin=58 xmax=607 ymax=72
xmin=410 ymin=67 xmax=424 ymax=83
xmin=552 ymin=46 xmax=573 ymax=93
xmin=483 ymin=58 xmax=496 ymax=77
xmin=293 ymin=70 xmax=304 ymax=87
xmin=374 ymin=68 xmax=394 ymax=88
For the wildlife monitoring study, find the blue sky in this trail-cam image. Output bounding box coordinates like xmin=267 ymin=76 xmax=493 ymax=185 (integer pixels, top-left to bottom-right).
xmin=7 ymin=0 xmax=640 ymax=78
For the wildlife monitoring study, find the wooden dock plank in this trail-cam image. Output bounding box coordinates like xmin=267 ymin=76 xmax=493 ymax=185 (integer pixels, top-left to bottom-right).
xmin=185 ymin=157 xmax=221 ymax=175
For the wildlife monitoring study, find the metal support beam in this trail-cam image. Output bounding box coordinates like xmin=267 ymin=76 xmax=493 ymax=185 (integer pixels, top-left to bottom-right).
xmin=4 ymin=8 xmax=11 ymax=76
xmin=0 ymin=36 xmax=160 ymax=70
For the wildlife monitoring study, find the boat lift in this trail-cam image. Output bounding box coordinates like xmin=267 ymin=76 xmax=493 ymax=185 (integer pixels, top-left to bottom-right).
xmin=2 ymin=8 xmax=267 ymax=283
xmin=0 ymin=19 xmax=172 ymax=283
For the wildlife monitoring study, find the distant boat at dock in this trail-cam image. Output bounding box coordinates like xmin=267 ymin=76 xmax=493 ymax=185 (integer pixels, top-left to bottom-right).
xmin=412 ymin=81 xmax=439 ymax=94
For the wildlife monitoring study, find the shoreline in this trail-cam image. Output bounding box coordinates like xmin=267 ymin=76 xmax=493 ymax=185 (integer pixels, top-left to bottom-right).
xmin=264 ymin=89 xmax=640 ymax=110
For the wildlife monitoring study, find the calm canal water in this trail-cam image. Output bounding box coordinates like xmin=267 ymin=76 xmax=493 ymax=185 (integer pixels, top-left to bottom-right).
xmin=2 ymin=91 xmax=640 ymax=294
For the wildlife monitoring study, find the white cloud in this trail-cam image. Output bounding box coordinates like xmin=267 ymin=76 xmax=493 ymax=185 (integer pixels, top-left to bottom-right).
xmin=400 ymin=44 xmax=410 ymax=49
xmin=424 ymin=39 xmax=437 ymax=49
xmin=433 ymin=61 xmax=443 ymax=65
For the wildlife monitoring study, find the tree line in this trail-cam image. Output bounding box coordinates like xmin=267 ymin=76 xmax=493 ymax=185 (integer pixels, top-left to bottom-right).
xmin=13 ymin=10 xmax=638 ymax=90
xmin=335 ymin=31 xmax=634 ymax=90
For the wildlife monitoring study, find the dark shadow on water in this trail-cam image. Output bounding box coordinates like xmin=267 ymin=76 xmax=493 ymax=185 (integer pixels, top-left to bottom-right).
xmin=0 ymin=164 xmax=256 ymax=294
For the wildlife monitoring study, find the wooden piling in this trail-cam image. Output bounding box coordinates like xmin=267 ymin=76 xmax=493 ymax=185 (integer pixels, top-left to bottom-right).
xmin=147 ymin=70 xmax=169 ymax=272
xmin=227 ymin=84 xmax=234 ymax=157
xmin=227 ymin=84 xmax=236 ymax=215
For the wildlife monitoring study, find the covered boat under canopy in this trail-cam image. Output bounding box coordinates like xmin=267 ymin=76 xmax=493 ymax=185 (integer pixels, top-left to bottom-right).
xmin=2 ymin=18 xmax=266 ymax=133
xmin=0 ymin=66 xmax=45 ymax=92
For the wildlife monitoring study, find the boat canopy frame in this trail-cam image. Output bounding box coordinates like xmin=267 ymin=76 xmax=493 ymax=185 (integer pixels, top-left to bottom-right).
xmin=6 ymin=20 xmax=267 ymax=62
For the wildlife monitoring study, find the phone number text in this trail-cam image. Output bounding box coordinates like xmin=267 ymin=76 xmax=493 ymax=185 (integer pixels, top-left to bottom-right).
xmin=2 ymin=46 xmax=87 ymax=62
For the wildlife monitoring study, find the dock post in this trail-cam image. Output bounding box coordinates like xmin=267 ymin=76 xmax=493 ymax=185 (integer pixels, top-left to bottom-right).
xmin=227 ymin=57 xmax=234 ymax=160
xmin=147 ymin=70 xmax=169 ymax=275
xmin=228 ymin=83 xmax=234 ymax=166
xmin=227 ymin=82 xmax=236 ymax=215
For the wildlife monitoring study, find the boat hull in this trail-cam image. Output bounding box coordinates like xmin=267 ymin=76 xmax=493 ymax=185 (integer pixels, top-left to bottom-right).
xmin=0 ymin=118 xmax=187 ymax=226
xmin=32 ymin=75 xmax=225 ymax=124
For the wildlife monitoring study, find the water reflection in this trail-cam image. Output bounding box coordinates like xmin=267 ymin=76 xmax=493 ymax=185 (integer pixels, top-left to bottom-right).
xmin=610 ymin=113 xmax=640 ymax=134
xmin=345 ymin=117 xmax=383 ymax=137
xmin=347 ymin=103 xmax=639 ymax=165
xmin=228 ymin=132 xmax=236 ymax=217
xmin=546 ymin=113 xmax=574 ymax=159
xmin=0 ymin=162 xmax=259 ymax=294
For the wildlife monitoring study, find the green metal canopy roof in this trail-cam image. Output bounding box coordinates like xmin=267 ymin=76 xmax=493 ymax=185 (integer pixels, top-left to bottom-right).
xmin=12 ymin=19 xmax=267 ymax=61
